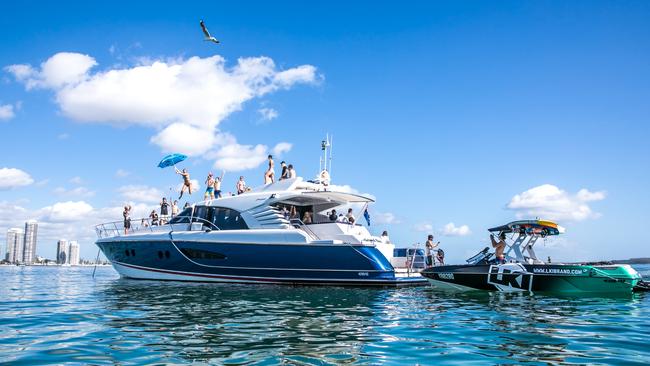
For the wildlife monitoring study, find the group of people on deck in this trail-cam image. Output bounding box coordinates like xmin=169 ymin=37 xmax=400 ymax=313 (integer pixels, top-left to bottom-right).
xmin=264 ymin=155 xmax=297 ymax=184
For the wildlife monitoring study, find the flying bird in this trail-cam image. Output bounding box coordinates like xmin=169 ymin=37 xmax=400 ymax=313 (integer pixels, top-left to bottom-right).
xmin=200 ymin=20 xmax=220 ymax=44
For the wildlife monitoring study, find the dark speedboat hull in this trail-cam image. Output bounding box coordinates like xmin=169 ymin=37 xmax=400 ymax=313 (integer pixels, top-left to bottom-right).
xmin=421 ymin=263 xmax=641 ymax=294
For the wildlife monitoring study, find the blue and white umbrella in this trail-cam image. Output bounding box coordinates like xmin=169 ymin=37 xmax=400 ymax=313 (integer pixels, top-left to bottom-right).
xmin=158 ymin=153 xmax=187 ymax=169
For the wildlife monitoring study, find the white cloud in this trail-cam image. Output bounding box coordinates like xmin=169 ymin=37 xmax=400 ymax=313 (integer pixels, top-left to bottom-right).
xmin=53 ymin=186 xmax=96 ymax=198
xmin=57 ymin=133 xmax=70 ymax=140
xmin=373 ymin=212 xmax=400 ymax=225
xmin=0 ymin=168 xmax=34 ymax=190
xmin=0 ymin=104 xmax=15 ymax=120
xmin=414 ymin=223 xmax=433 ymax=232
xmin=5 ymin=52 xmax=96 ymax=90
xmin=258 ymin=107 xmax=278 ymax=121
xmin=211 ymin=141 xmax=291 ymax=172
xmin=507 ymin=184 xmax=606 ymax=221
xmin=118 ymin=185 xmax=165 ymax=203
xmin=6 ymin=53 xmax=319 ymax=160
xmin=38 ymin=201 xmax=94 ymax=222
xmin=69 ymin=176 xmax=83 ymax=185
xmin=115 ymin=169 xmax=130 ymax=178
xmin=442 ymin=222 xmax=471 ymax=236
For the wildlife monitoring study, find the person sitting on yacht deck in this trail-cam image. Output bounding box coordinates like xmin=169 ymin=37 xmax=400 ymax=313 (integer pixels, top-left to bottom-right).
xmin=346 ymin=208 xmax=355 ymax=224
xmin=279 ymin=161 xmax=288 ymax=180
xmin=490 ymin=232 xmax=507 ymax=263
xmin=381 ymin=230 xmax=390 ymax=243
xmin=149 ymin=210 xmax=159 ymax=226
xmin=302 ymin=211 xmax=312 ymax=224
xmin=425 ymin=235 xmax=440 ymax=268
xmin=329 ymin=209 xmax=338 ymax=221
xmin=336 ymin=214 xmax=348 ymax=223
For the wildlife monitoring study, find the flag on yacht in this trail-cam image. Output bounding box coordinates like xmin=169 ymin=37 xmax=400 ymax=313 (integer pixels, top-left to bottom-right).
xmin=364 ymin=209 xmax=371 ymax=226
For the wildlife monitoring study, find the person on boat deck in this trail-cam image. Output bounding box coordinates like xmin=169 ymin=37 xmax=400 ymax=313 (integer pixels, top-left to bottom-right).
xmin=425 ymin=234 xmax=440 ymax=268
xmin=175 ymin=167 xmax=192 ymax=199
xmin=302 ymin=211 xmax=312 ymax=224
xmin=345 ymin=208 xmax=355 ymax=224
xmin=290 ymin=206 xmax=299 ymax=220
xmin=320 ymin=169 xmax=330 ymax=186
xmin=171 ymin=200 xmax=179 ymax=216
xmin=149 ymin=210 xmax=159 ymax=226
xmin=336 ymin=214 xmax=348 ymax=223
xmin=213 ymin=171 xmax=224 ymax=198
xmin=264 ymin=155 xmax=275 ymax=184
xmin=279 ymin=161 xmax=289 ymax=180
xmin=288 ymin=164 xmax=296 ymax=179
xmin=490 ymin=232 xmax=507 ymax=263
xmin=204 ymin=172 xmax=215 ymax=200
xmin=141 ymin=218 xmax=149 ymax=228
xmin=381 ymin=231 xmax=390 ymax=243
xmin=236 ymin=176 xmax=246 ymax=195
xmin=329 ymin=209 xmax=338 ymax=221
xmin=123 ymin=205 xmax=132 ymax=234
xmin=436 ymin=249 xmax=445 ymax=265
xmin=281 ymin=206 xmax=290 ymax=220
xmin=160 ymin=197 xmax=169 ymax=217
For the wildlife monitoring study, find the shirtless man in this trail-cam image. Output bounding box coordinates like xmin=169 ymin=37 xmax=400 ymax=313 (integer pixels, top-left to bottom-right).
xmin=236 ymin=176 xmax=246 ymax=195
xmin=213 ymin=171 xmax=224 ymax=198
xmin=204 ymin=172 xmax=215 ymax=200
xmin=264 ymin=155 xmax=275 ymax=184
xmin=175 ymin=167 xmax=192 ymax=199
xmin=490 ymin=232 xmax=507 ymax=263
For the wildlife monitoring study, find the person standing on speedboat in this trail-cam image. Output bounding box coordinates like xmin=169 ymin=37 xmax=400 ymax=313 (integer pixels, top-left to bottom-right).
xmin=425 ymin=234 xmax=439 ymax=268
xmin=490 ymin=233 xmax=507 ymax=263
xmin=175 ymin=167 xmax=192 ymax=199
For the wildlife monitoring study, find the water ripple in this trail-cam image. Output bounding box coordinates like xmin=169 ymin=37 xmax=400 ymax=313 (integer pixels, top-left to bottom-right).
xmin=0 ymin=265 xmax=649 ymax=365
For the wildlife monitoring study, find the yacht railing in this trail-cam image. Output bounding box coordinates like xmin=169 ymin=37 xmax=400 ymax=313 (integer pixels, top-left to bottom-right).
xmin=95 ymin=215 xmax=219 ymax=239
xmin=289 ymin=218 xmax=321 ymax=240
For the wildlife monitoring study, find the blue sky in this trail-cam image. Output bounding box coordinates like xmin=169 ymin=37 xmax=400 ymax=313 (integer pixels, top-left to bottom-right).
xmin=1 ymin=1 xmax=649 ymax=262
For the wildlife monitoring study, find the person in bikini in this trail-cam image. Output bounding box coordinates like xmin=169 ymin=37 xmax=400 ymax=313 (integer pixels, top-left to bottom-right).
xmin=264 ymin=155 xmax=275 ymax=184
xmin=175 ymin=167 xmax=192 ymax=199
xmin=204 ymin=172 xmax=215 ymax=200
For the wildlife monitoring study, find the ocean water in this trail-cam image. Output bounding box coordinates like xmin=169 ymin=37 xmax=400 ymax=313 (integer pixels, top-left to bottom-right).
xmin=0 ymin=265 xmax=648 ymax=365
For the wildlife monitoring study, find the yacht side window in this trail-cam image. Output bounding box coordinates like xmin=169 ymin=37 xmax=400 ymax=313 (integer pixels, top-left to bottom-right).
xmin=208 ymin=207 xmax=249 ymax=230
xmin=169 ymin=207 xmax=193 ymax=224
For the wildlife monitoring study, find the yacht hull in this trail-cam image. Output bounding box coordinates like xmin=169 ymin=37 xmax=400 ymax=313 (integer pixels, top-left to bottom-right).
xmin=421 ymin=263 xmax=641 ymax=294
xmin=97 ymin=238 xmax=426 ymax=287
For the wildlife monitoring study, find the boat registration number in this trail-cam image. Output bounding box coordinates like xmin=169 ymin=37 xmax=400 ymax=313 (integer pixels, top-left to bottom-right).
xmin=438 ymin=273 xmax=455 ymax=280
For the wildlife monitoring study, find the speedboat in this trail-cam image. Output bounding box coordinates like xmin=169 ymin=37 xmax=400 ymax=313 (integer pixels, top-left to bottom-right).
xmin=95 ymin=177 xmax=426 ymax=287
xmin=420 ymin=220 xmax=642 ymax=294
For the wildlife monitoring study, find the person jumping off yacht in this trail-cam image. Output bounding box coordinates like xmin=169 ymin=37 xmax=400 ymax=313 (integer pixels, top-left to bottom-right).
xmin=175 ymin=167 xmax=192 ymax=199
xmin=264 ymin=155 xmax=275 ymax=184
xmin=490 ymin=232 xmax=507 ymax=263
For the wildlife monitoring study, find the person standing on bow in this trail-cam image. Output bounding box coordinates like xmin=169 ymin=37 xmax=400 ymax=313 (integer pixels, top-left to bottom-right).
xmin=425 ymin=234 xmax=440 ymax=268
xmin=264 ymin=155 xmax=275 ymax=184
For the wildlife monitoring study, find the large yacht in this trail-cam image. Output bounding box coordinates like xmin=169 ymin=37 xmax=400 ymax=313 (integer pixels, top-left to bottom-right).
xmin=95 ymin=154 xmax=426 ymax=286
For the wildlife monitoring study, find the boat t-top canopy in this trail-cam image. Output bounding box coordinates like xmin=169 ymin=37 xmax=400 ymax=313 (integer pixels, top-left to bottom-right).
xmin=488 ymin=220 xmax=565 ymax=237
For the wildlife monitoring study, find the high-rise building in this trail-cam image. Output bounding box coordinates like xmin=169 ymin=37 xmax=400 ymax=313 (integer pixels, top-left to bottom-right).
xmin=5 ymin=228 xmax=24 ymax=263
xmin=56 ymin=239 xmax=69 ymax=264
xmin=68 ymin=241 xmax=80 ymax=265
xmin=22 ymin=220 xmax=38 ymax=264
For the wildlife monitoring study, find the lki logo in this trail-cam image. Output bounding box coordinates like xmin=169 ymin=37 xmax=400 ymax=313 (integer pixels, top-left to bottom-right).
xmin=487 ymin=263 xmax=534 ymax=292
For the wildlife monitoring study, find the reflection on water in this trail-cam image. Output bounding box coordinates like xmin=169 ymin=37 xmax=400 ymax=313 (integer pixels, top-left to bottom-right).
xmin=0 ymin=265 xmax=649 ymax=365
